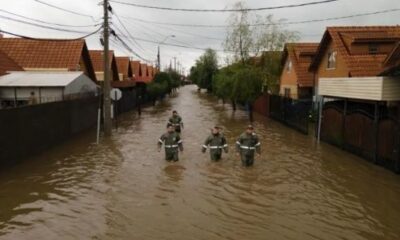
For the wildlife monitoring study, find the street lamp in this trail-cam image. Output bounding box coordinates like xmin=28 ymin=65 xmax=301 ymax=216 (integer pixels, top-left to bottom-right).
xmin=158 ymin=35 xmax=175 ymax=71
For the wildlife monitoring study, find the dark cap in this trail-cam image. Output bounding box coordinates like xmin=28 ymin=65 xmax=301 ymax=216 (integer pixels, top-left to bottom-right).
xmin=172 ymin=110 xmax=177 ymax=114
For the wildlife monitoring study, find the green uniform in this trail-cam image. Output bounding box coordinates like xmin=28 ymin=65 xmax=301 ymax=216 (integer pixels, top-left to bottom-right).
xmin=168 ymin=115 xmax=183 ymax=133
xmin=202 ymin=133 xmax=228 ymax=161
xmin=236 ymin=132 xmax=261 ymax=166
xmin=158 ymin=132 xmax=183 ymax=161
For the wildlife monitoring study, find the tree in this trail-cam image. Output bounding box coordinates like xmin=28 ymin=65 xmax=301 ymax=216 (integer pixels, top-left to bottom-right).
xmin=189 ymin=48 xmax=218 ymax=92
xmin=220 ymin=1 xmax=299 ymax=119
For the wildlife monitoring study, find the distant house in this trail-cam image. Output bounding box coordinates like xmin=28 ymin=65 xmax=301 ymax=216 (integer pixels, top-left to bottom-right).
xmin=0 ymin=38 xmax=96 ymax=81
xmin=130 ymin=60 xmax=142 ymax=81
xmin=279 ymin=43 xmax=319 ymax=99
xmin=138 ymin=63 xmax=152 ymax=83
xmin=309 ymin=26 xmax=400 ymax=100
xmin=0 ymin=50 xmax=23 ymax=76
xmin=89 ymin=50 xmax=119 ymax=82
xmin=114 ymin=56 xmax=135 ymax=88
xmin=0 ymin=71 xmax=97 ymax=107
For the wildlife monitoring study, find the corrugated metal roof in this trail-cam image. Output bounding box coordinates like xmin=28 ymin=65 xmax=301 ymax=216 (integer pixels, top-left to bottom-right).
xmin=0 ymin=71 xmax=84 ymax=87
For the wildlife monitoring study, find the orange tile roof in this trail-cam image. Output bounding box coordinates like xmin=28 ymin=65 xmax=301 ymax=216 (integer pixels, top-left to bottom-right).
xmin=0 ymin=38 xmax=85 ymax=70
xmin=380 ymin=43 xmax=400 ymax=75
xmin=115 ymin=56 xmax=131 ymax=80
xmin=282 ymin=43 xmax=319 ymax=87
xmin=0 ymin=50 xmax=23 ymax=76
xmin=148 ymin=66 xmax=154 ymax=77
xmin=89 ymin=50 xmax=115 ymax=72
xmin=130 ymin=60 xmax=141 ymax=80
xmin=310 ymin=26 xmax=400 ymax=77
xmin=137 ymin=63 xmax=152 ymax=83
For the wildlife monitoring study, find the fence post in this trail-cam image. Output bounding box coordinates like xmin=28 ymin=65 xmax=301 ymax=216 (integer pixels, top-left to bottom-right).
xmin=373 ymin=101 xmax=379 ymax=164
xmin=342 ymin=99 xmax=347 ymax=149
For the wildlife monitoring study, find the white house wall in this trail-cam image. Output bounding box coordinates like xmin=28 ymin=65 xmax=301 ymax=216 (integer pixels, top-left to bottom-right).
xmin=0 ymin=87 xmax=63 ymax=102
xmin=64 ymin=74 xmax=98 ymax=95
xmin=319 ymin=77 xmax=400 ymax=101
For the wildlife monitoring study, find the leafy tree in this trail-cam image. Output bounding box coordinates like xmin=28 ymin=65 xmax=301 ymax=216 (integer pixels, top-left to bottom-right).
xmin=189 ymin=48 xmax=218 ymax=92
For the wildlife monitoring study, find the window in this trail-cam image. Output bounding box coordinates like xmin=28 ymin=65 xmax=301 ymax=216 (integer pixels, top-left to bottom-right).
xmin=369 ymin=44 xmax=379 ymax=54
xmin=286 ymin=59 xmax=292 ymax=72
xmin=284 ymin=88 xmax=291 ymax=98
xmin=327 ymin=51 xmax=337 ymax=69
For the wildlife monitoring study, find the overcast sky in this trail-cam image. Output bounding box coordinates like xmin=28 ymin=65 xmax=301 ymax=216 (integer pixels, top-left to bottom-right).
xmin=1 ymin=0 xmax=400 ymax=74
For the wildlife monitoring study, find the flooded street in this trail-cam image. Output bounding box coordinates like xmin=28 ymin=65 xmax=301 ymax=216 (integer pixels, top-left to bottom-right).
xmin=1 ymin=85 xmax=400 ymax=240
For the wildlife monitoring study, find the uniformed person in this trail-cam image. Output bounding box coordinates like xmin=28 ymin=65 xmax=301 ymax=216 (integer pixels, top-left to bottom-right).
xmin=202 ymin=126 xmax=228 ymax=161
xmin=236 ymin=125 xmax=261 ymax=167
xmin=168 ymin=110 xmax=184 ymax=133
xmin=158 ymin=124 xmax=183 ymax=161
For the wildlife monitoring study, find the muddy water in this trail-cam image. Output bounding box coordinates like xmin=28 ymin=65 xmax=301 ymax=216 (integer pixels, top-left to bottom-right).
xmin=0 ymin=85 xmax=400 ymax=240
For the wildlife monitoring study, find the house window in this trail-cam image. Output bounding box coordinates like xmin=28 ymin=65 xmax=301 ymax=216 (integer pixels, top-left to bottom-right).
xmin=327 ymin=51 xmax=337 ymax=69
xmin=286 ymin=60 xmax=292 ymax=72
xmin=369 ymin=44 xmax=379 ymax=54
xmin=284 ymin=88 xmax=291 ymax=98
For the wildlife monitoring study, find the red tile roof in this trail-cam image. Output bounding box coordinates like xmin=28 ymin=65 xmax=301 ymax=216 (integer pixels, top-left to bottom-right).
xmin=0 ymin=38 xmax=84 ymax=70
xmin=380 ymin=42 xmax=400 ymax=75
xmin=115 ymin=56 xmax=131 ymax=80
xmin=0 ymin=50 xmax=23 ymax=76
xmin=282 ymin=43 xmax=319 ymax=87
xmin=310 ymin=26 xmax=400 ymax=77
xmin=138 ymin=63 xmax=152 ymax=83
xmin=0 ymin=37 xmax=96 ymax=81
xmin=89 ymin=50 xmax=114 ymax=72
xmin=130 ymin=60 xmax=141 ymax=80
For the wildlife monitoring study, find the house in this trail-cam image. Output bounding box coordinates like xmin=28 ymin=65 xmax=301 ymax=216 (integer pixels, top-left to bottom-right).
xmin=130 ymin=60 xmax=142 ymax=81
xmin=309 ymin=26 xmax=400 ymax=98
xmin=0 ymin=38 xmax=96 ymax=81
xmin=89 ymin=50 xmax=119 ymax=82
xmin=279 ymin=43 xmax=319 ymax=99
xmin=114 ymin=56 xmax=136 ymax=88
xmin=309 ymin=26 xmax=400 ymax=169
xmin=0 ymin=50 xmax=23 ymax=76
xmin=148 ymin=66 xmax=154 ymax=79
xmin=0 ymin=71 xmax=98 ymax=107
xmin=138 ymin=63 xmax=152 ymax=83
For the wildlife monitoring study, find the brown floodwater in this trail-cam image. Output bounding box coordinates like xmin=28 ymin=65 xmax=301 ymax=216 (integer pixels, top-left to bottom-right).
xmin=0 ymin=85 xmax=400 ymax=240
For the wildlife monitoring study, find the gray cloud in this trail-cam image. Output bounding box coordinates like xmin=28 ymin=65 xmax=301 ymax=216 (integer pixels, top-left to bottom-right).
xmin=1 ymin=0 xmax=399 ymax=74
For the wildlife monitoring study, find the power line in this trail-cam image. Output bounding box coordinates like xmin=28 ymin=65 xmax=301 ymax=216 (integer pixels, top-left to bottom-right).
xmin=112 ymin=32 xmax=152 ymax=62
xmin=110 ymin=0 xmax=338 ymax=12
xmin=0 ymin=9 xmax=101 ymax=28
xmin=122 ymin=8 xmax=400 ymax=28
xmin=111 ymin=7 xmax=146 ymax=52
xmin=0 ymin=14 xmax=96 ymax=34
xmin=33 ymin=0 xmax=98 ymax=21
xmin=0 ymin=27 xmax=102 ymax=40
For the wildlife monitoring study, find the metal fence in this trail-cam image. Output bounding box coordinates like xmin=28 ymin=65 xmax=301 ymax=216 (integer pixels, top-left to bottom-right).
xmin=269 ymin=95 xmax=312 ymax=134
xmin=0 ymin=96 xmax=99 ymax=166
xmin=320 ymin=101 xmax=400 ymax=173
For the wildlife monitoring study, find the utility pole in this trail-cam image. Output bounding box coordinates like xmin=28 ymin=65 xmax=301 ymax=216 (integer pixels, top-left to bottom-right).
xmin=103 ymin=0 xmax=112 ymax=136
